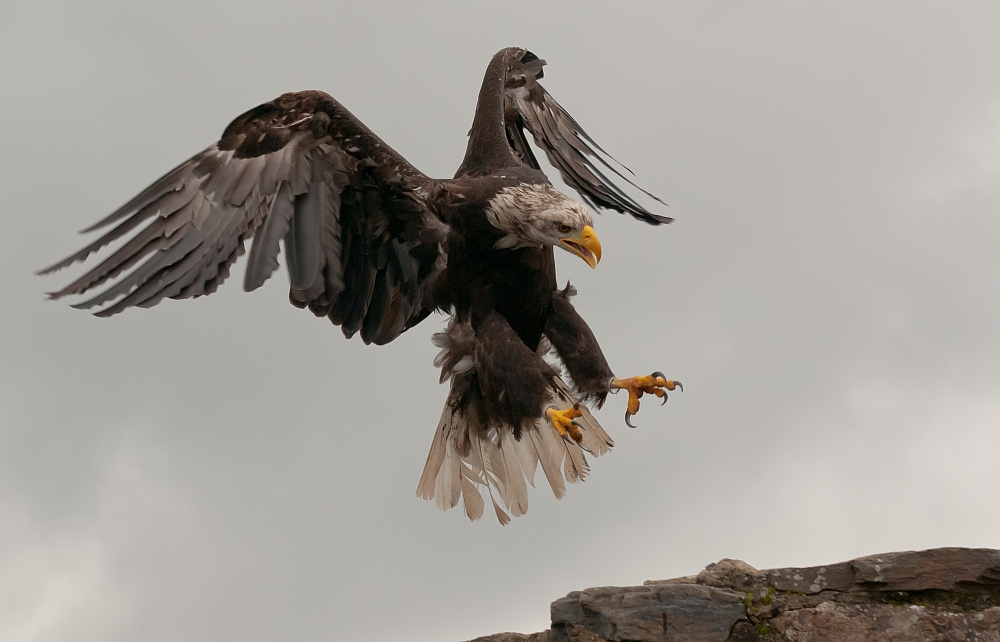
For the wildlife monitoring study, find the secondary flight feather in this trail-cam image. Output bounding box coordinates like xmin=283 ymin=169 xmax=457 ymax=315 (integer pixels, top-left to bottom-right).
xmin=39 ymin=47 xmax=681 ymax=523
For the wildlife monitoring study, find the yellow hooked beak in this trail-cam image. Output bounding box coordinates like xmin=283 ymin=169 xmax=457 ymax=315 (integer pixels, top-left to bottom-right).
xmin=560 ymin=225 xmax=602 ymax=269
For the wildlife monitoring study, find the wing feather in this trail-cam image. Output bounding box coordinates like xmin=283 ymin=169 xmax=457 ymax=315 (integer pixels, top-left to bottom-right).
xmin=286 ymin=185 xmax=326 ymax=291
xmin=244 ymin=183 xmax=294 ymax=291
xmin=504 ymin=51 xmax=672 ymax=225
xmin=41 ymin=91 xmax=448 ymax=346
xmin=224 ymin=155 xmax=267 ymax=206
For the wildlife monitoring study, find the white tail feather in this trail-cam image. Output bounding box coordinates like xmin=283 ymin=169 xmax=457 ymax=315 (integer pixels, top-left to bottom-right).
xmin=416 ymin=375 xmax=614 ymax=522
xmin=416 ymin=410 xmax=449 ymax=501
xmin=526 ymin=426 xmax=567 ymax=499
xmin=499 ymin=435 xmax=529 ymax=518
xmin=460 ymin=461 xmax=485 ymax=520
xmin=513 ymin=433 xmax=540 ymax=488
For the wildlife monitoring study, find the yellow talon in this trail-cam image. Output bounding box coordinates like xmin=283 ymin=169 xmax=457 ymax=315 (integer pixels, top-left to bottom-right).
xmin=545 ymin=404 xmax=584 ymax=443
xmin=610 ymin=372 xmax=682 ymax=427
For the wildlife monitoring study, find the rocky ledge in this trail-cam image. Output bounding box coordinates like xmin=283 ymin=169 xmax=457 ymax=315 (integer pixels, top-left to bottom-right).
xmin=470 ymin=547 xmax=1000 ymax=642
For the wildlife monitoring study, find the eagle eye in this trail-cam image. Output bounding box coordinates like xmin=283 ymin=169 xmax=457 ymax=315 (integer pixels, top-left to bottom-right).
xmin=557 ymin=223 xmax=572 ymax=234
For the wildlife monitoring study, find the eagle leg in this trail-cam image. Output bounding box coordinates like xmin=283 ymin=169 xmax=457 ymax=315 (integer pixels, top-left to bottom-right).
xmin=610 ymin=372 xmax=682 ymax=428
xmin=545 ymin=403 xmax=584 ymax=444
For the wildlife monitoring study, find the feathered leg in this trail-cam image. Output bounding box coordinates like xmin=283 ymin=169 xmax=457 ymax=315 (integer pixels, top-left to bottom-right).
xmin=544 ymin=283 xmax=681 ymax=427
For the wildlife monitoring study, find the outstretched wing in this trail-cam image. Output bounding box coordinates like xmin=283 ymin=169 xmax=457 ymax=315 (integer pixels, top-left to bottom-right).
xmin=39 ymin=91 xmax=448 ymax=345
xmin=503 ymin=51 xmax=672 ymax=225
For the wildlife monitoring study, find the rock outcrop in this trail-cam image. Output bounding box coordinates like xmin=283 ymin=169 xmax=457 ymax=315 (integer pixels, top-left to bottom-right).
xmin=470 ymin=548 xmax=1000 ymax=642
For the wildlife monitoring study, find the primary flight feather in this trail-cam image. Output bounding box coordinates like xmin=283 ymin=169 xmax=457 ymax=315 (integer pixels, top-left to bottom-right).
xmin=39 ymin=47 xmax=680 ymax=523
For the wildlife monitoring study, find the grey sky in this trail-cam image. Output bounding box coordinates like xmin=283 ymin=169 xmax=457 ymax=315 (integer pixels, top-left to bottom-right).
xmin=4 ymin=2 xmax=1000 ymax=641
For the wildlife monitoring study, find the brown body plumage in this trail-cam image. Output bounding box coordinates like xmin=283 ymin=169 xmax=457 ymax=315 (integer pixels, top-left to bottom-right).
xmin=40 ymin=48 xmax=673 ymax=522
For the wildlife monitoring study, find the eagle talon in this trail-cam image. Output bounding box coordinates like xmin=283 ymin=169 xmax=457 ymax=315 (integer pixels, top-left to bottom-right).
xmin=546 ymin=404 xmax=584 ymax=443
xmin=610 ymin=372 xmax=681 ymax=427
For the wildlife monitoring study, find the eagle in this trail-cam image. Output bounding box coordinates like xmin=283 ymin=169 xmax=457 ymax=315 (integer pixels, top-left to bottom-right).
xmin=38 ymin=47 xmax=680 ymax=523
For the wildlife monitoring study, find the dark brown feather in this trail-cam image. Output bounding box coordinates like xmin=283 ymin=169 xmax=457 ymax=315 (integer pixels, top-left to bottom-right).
xmin=543 ymin=283 xmax=614 ymax=407
xmin=43 ymin=91 xmax=445 ymax=346
xmin=504 ymin=54 xmax=672 ymax=225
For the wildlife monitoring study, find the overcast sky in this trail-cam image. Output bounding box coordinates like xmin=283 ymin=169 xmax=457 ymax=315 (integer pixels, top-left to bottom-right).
xmin=4 ymin=2 xmax=1000 ymax=641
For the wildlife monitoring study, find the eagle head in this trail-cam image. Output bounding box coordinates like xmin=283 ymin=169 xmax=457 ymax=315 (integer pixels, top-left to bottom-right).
xmin=485 ymin=184 xmax=602 ymax=268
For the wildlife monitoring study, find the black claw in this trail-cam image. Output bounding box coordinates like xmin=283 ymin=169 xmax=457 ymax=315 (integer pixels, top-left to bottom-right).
xmin=675 ymin=381 xmax=684 ymax=392
xmin=625 ymin=411 xmax=637 ymax=428
xmin=660 ymin=394 xmax=668 ymax=406
xmin=652 ymin=371 xmax=666 ymax=381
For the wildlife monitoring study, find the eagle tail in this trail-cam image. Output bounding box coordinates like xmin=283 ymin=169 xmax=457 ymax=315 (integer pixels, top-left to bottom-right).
xmin=415 ymin=376 xmax=613 ymax=523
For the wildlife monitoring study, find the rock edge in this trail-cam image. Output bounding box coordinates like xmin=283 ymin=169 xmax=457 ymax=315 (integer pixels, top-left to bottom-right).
xmin=469 ymin=547 xmax=1000 ymax=642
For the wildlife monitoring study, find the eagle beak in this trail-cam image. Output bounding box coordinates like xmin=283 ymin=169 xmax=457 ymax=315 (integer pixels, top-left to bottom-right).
xmin=560 ymin=225 xmax=602 ymax=269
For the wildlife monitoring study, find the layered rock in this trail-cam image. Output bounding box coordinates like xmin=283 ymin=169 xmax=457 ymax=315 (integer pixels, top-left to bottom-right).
xmin=470 ymin=547 xmax=1000 ymax=642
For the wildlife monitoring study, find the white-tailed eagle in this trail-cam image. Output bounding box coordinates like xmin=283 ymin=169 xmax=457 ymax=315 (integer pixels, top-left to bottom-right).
xmin=39 ymin=47 xmax=680 ymax=523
